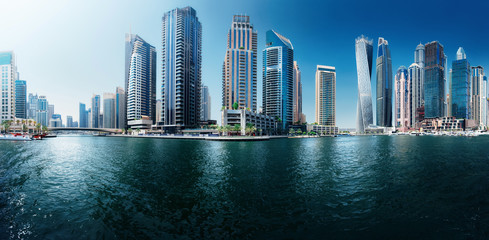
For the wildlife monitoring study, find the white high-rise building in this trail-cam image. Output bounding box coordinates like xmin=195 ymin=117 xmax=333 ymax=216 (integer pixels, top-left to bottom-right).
xmin=395 ymin=66 xmax=410 ymax=130
xmin=355 ymin=36 xmax=373 ymax=133
xmin=126 ymin=34 xmax=156 ymax=128
xmin=0 ymin=51 xmax=16 ymax=121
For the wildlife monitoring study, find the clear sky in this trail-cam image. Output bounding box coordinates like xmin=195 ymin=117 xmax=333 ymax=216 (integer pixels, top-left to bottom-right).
xmin=1 ymin=0 xmax=488 ymax=128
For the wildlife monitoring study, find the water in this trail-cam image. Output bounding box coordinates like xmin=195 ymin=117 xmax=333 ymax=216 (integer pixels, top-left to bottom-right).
xmin=1 ymin=135 xmax=489 ymax=239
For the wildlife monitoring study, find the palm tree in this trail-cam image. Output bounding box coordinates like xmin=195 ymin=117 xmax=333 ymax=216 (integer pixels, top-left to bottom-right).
xmin=289 ymin=128 xmax=295 ymax=135
xmin=245 ymin=123 xmax=254 ymax=136
xmin=136 ymin=128 xmax=141 ymax=135
xmin=233 ymin=124 xmax=241 ymax=135
xmin=224 ymin=125 xmax=232 ymax=136
xmin=35 ymin=123 xmax=41 ymax=134
xmin=128 ymin=128 xmax=133 ymax=135
xmin=22 ymin=124 xmax=28 ymax=134
xmin=217 ymin=126 xmax=223 ymax=136
xmin=42 ymin=126 xmax=48 ymax=134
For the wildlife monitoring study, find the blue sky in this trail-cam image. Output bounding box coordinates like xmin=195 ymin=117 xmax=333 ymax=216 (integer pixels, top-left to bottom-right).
xmin=1 ymin=0 xmax=488 ymax=128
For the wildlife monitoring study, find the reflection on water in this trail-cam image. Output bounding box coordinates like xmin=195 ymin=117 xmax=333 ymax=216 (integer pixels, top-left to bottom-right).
xmin=2 ymin=136 xmax=489 ymax=239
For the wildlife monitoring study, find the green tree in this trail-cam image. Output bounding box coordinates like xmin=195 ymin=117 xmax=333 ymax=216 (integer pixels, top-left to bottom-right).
xmin=233 ymin=124 xmax=241 ymax=134
xmin=22 ymin=124 xmax=28 ymax=133
xmin=224 ymin=125 xmax=232 ymax=135
xmin=289 ymin=128 xmax=295 ymax=135
xmin=128 ymin=128 xmax=133 ymax=135
xmin=35 ymin=123 xmax=41 ymax=134
xmin=245 ymin=123 xmax=255 ymax=136
xmin=233 ymin=102 xmax=238 ymax=110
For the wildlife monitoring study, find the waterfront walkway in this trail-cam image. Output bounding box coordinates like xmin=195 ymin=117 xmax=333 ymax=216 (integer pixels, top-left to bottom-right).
xmin=106 ymin=134 xmax=294 ymax=141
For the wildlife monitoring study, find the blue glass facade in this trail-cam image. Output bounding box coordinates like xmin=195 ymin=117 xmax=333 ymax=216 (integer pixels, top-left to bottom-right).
xmin=162 ymin=6 xmax=202 ymax=126
xmin=263 ymin=30 xmax=294 ymax=129
xmin=450 ymin=58 xmax=470 ymax=119
xmin=15 ymin=80 xmax=26 ymax=119
xmin=424 ymin=41 xmax=445 ymax=118
xmin=91 ymin=95 xmax=100 ymax=128
xmin=355 ymin=36 xmax=374 ymax=133
xmin=79 ymin=103 xmax=88 ymax=128
xmin=375 ymin=38 xmax=393 ymax=127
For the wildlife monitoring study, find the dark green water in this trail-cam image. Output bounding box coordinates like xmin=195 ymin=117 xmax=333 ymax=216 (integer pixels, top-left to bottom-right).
xmin=1 ymin=135 xmax=489 ymax=239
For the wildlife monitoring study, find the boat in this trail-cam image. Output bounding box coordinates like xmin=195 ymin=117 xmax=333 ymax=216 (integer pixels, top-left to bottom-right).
xmin=0 ymin=133 xmax=32 ymax=141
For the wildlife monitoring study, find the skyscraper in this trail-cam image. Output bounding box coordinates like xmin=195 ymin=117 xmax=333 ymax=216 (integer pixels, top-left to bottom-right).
xmin=483 ymin=76 xmax=488 ymax=127
xmin=14 ymin=80 xmax=26 ymax=119
xmin=36 ymin=96 xmax=48 ymax=127
xmin=424 ymin=41 xmax=445 ymax=118
xmin=293 ymin=61 xmax=303 ymax=123
xmin=376 ymin=37 xmax=393 ymax=127
xmin=409 ymin=63 xmax=423 ymax=127
xmin=27 ymin=93 xmax=38 ymax=120
xmin=410 ymin=43 xmax=426 ymax=127
xmin=355 ymin=35 xmax=374 ymax=133
xmin=162 ymin=6 xmax=202 ymax=126
xmin=395 ymin=66 xmax=410 ymax=129
xmin=222 ymin=15 xmax=257 ymax=112
xmin=471 ymin=66 xmax=485 ymax=127
xmin=66 ymin=116 xmax=73 ymax=128
xmin=0 ymin=51 xmax=16 ymax=121
xmin=115 ymin=87 xmax=126 ymax=129
xmin=79 ymin=103 xmax=88 ymax=128
xmin=315 ymin=65 xmax=336 ymax=126
xmin=103 ymin=93 xmax=116 ymax=129
xmin=48 ymin=104 xmax=54 ymax=121
xmin=91 ymin=94 xmax=100 ymax=128
xmin=415 ymin=43 xmax=425 ymax=68
xmin=125 ymin=34 xmax=156 ymax=128
xmin=201 ymin=85 xmax=210 ymax=121
xmin=450 ymin=47 xmax=470 ymax=119
xmin=263 ymin=30 xmax=294 ymax=129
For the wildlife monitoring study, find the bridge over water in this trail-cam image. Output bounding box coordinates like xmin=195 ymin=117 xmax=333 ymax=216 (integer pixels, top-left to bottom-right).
xmin=48 ymin=127 xmax=119 ymax=133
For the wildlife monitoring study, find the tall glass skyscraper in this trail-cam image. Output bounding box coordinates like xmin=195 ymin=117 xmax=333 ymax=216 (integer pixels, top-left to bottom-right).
xmin=415 ymin=43 xmax=425 ymax=68
xmin=91 ymin=94 xmax=100 ymax=128
xmin=162 ymin=6 xmax=202 ymax=126
xmin=450 ymin=47 xmax=470 ymax=119
xmin=201 ymin=85 xmax=210 ymax=121
xmin=471 ymin=66 xmax=485 ymax=127
xmin=395 ymin=66 xmax=410 ymax=129
xmin=355 ymin=35 xmax=373 ymax=133
xmin=293 ymin=61 xmax=303 ymax=123
xmin=424 ymin=41 xmax=445 ymax=118
xmin=36 ymin=96 xmax=48 ymax=127
xmin=79 ymin=102 xmax=88 ymax=128
xmin=27 ymin=93 xmax=38 ymax=120
xmin=263 ymin=30 xmax=294 ymax=129
xmin=14 ymin=80 xmax=26 ymax=119
xmin=315 ymin=65 xmax=336 ymax=126
xmin=375 ymin=37 xmax=392 ymax=127
xmin=222 ymin=15 xmax=257 ymax=112
xmin=103 ymin=93 xmax=116 ymax=129
xmin=0 ymin=51 xmax=16 ymax=121
xmin=125 ymin=34 xmax=156 ymax=127
xmin=409 ymin=63 xmax=423 ymax=126
xmin=115 ymin=87 xmax=126 ymax=129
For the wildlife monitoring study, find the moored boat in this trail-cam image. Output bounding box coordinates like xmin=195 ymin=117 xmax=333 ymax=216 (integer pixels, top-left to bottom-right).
xmin=0 ymin=133 xmax=32 ymax=141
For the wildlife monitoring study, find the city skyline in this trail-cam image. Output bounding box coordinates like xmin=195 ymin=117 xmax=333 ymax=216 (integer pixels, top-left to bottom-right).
xmin=1 ymin=0 xmax=488 ymax=128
